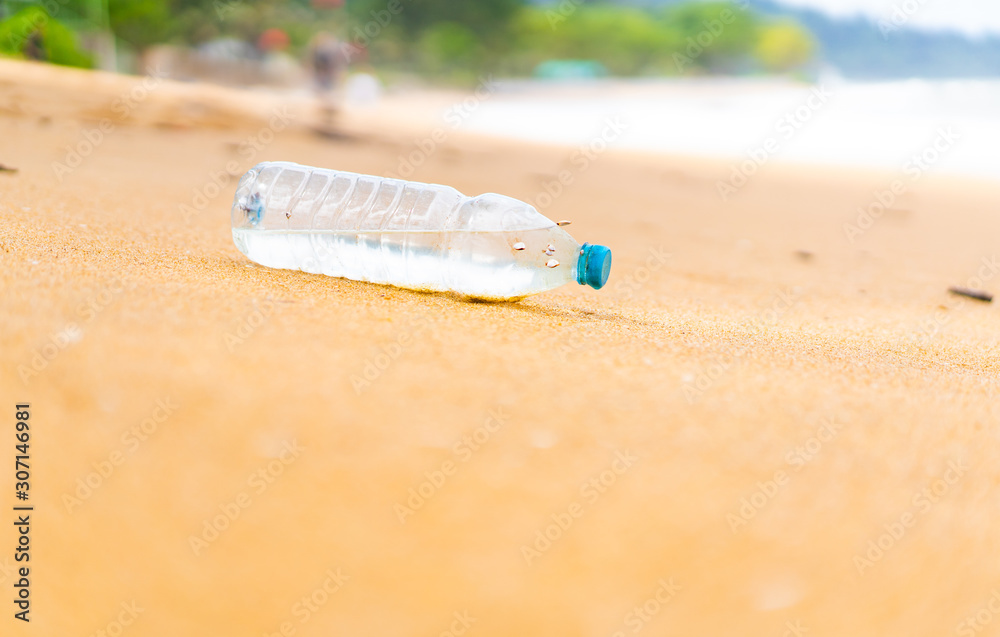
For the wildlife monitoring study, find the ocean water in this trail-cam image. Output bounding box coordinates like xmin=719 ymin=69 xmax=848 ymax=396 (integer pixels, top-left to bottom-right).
xmin=456 ymin=77 xmax=1000 ymax=181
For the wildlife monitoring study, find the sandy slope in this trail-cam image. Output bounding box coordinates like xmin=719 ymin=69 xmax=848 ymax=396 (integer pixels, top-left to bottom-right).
xmin=1 ymin=59 xmax=999 ymax=636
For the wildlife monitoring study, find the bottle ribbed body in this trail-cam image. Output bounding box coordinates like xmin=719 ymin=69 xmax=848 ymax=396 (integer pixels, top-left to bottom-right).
xmin=231 ymin=161 xmax=583 ymax=300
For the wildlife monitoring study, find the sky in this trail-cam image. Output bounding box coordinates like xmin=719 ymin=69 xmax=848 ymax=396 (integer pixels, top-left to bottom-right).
xmin=775 ymin=0 xmax=1000 ymax=36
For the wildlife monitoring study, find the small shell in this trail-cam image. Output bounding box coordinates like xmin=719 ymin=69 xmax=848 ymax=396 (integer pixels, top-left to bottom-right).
xmin=512 ymin=242 xmax=526 ymax=251
xmin=546 ymin=259 xmax=560 ymax=268
xmin=544 ymin=244 xmax=556 ymax=256
xmin=556 ymin=220 xmax=572 ymax=226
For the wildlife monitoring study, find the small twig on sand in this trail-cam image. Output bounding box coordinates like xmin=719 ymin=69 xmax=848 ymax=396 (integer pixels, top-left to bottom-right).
xmin=948 ymin=286 xmax=994 ymax=303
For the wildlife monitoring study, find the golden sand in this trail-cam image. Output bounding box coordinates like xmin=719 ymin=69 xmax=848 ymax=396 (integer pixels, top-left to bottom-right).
xmin=1 ymin=59 xmax=998 ymax=636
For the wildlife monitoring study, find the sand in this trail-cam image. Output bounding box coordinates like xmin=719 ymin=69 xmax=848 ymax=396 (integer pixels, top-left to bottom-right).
xmin=1 ymin=59 xmax=999 ymax=636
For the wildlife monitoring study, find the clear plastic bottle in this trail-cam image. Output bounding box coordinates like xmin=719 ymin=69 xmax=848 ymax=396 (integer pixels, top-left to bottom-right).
xmin=230 ymin=161 xmax=612 ymax=301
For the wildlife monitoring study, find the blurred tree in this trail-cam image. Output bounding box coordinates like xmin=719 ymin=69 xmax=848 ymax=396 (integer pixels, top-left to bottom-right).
xmin=512 ymin=5 xmax=681 ymax=76
xmin=417 ymin=22 xmax=484 ymax=76
xmin=348 ymin=0 xmax=524 ymax=40
xmin=105 ymin=0 xmax=171 ymax=49
xmin=344 ymin=0 xmax=526 ymax=78
xmin=0 ymin=0 xmax=821 ymax=80
xmin=0 ymin=5 xmax=93 ymax=67
xmin=662 ymin=1 xmax=758 ymax=72
xmin=754 ymin=20 xmax=814 ymax=72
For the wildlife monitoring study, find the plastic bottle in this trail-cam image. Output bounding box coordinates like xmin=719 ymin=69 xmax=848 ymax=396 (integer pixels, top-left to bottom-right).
xmin=231 ymin=161 xmax=612 ymax=301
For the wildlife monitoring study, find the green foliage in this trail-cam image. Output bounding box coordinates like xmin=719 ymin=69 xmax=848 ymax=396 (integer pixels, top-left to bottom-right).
xmin=417 ymin=22 xmax=484 ymax=76
xmin=348 ymin=0 xmax=522 ymax=42
xmin=1 ymin=0 xmax=817 ymax=80
xmin=665 ymin=2 xmax=757 ymax=56
xmin=105 ymin=0 xmax=171 ymax=48
xmin=508 ymin=2 xmax=816 ymax=77
xmin=0 ymin=6 xmax=93 ymax=67
xmin=41 ymin=14 xmax=92 ymax=65
xmin=665 ymin=1 xmax=759 ymax=72
xmin=514 ymin=5 xmax=680 ymax=75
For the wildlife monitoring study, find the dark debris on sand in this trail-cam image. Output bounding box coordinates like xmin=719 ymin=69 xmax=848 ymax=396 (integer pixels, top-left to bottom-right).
xmin=948 ymin=287 xmax=994 ymax=303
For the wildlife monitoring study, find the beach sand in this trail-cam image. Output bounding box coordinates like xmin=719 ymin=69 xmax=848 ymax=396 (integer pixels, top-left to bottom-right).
xmin=1 ymin=59 xmax=999 ymax=636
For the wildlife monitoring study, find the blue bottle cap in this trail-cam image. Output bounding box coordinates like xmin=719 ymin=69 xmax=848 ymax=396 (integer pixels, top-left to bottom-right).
xmin=577 ymin=243 xmax=612 ymax=290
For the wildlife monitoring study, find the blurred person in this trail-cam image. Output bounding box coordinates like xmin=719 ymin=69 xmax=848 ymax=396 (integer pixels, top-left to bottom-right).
xmin=307 ymin=31 xmax=350 ymax=131
xmin=308 ymin=32 xmax=349 ymax=95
